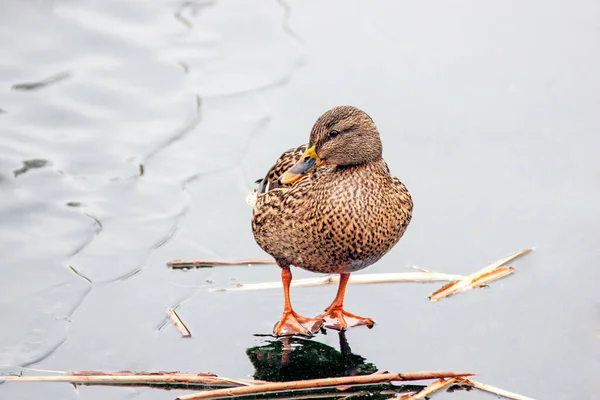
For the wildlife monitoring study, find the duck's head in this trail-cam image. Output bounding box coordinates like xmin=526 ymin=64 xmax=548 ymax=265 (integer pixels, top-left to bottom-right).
xmin=279 ymin=106 xmax=382 ymax=184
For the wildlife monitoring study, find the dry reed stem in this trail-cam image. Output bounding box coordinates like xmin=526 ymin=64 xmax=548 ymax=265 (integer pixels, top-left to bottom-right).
xmin=67 ymin=370 xmax=214 ymax=377
xmin=391 ymin=391 xmax=419 ymax=400
xmin=429 ymin=248 xmax=532 ymax=302
xmin=459 ymin=378 xmax=537 ymax=400
xmin=468 ymin=266 xmax=515 ymax=289
xmin=336 ymin=370 xmax=389 ymax=391
xmin=167 ymin=308 xmax=192 ymax=337
xmin=210 ymin=272 xmax=465 ymax=292
xmin=1 ymin=373 xmax=259 ymax=387
xmin=294 ymin=389 xmax=411 ymax=400
xmin=167 ymin=258 xmax=275 ymax=268
xmin=176 ymin=371 xmax=474 ymax=400
xmin=401 ymin=378 xmax=456 ymax=399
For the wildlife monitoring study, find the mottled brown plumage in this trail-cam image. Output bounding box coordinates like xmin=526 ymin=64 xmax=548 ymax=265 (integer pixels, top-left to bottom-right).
xmin=251 ymin=105 xmax=413 ymax=336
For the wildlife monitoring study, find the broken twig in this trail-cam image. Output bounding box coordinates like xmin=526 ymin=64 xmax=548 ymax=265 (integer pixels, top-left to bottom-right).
xmin=429 ymin=248 xmax=532 ymax=302
xmin=167 ymin=308 xmax=192 ymax=337
xmin=167 ymin=258 xmax=275 ymax=268
xmin=210 ymin=272 xmax=465 ymax=292
xmin=176 ymin=371 xmax=474 ymax=400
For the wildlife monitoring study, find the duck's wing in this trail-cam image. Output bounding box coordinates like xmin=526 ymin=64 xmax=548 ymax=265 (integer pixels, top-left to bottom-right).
xmin=256 ymin=144 xmax=308 ymax=194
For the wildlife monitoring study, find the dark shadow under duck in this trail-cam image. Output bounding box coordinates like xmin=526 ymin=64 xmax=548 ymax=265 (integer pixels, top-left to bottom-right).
xmin=246 ymin=332 xmax=376 ymax=382
xmin=246 ymin=332 xmax=427 ymax=400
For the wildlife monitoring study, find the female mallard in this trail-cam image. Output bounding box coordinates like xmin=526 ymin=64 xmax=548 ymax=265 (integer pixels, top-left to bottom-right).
xmin=251 ymin=105 xmax=413 ymax=336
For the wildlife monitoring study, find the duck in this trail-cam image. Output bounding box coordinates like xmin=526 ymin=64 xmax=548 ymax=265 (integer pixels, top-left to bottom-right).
xmin=251 ymin=105 xmax=413 ymax=337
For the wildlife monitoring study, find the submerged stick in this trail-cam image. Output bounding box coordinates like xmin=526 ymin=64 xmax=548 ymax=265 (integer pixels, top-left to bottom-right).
xmin=167 ymin=308 xmax=192 ymax=337
xmin=210 ymin=272 xmax=466 ymax=292
xmin=459 ymin=378 xmax=536 ymax=400
xmin=167 ymin=258 xmax=275 ymax=268
xmin=176 ymin=371 xmax=474 ymax=400
xmin=429 ymin=248 xmax=532 ymax=302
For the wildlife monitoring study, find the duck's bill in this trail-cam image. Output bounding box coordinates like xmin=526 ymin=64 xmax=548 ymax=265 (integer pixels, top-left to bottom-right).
xmin=279 ymin=145 xmax=324 ymax=185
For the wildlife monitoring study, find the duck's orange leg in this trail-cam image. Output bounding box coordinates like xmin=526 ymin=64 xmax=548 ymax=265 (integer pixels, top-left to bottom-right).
xmin=273 ymin=266 xmax=324 ymax=337
xmin=315 ymin=273 xmax=375 ymax=331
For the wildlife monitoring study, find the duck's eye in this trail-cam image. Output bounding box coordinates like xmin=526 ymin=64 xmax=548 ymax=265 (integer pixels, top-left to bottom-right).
xmin=328 ymin=130 xmax=340 ymax=139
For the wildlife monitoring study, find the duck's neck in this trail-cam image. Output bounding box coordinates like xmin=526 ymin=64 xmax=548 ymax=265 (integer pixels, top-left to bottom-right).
xmin=334 ymin=157 xmax=390 ymax=177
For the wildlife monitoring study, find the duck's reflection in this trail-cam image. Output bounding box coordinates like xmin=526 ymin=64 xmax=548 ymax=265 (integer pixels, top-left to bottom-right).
xmin=246 ymin=331 xmax=376 ymax=382
xmin=246 ymin=332 xmax=426 ymax=399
